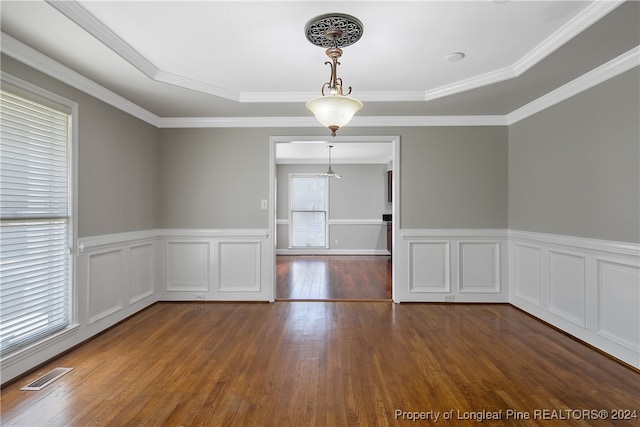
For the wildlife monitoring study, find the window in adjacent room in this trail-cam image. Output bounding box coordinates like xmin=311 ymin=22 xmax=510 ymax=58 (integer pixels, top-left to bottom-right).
xmin=0 ymin=81 xmax=74 ymax=357
xmin=289 ymin=174 xmax=328 ymax=248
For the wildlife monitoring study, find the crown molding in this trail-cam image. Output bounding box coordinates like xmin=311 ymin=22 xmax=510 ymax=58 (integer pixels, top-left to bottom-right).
xmin=2 ymin=30 xmax=636 ymax=130
xmin=156 ymin=115 xmax=507 ymax=128
xmin=46 ymin=0 xmax=158 ymax=78
xmin=512 ymin=0 xmax=624 ymax=74
xmin=45 ymin=0 xmax=242 ymax=102
xmin=423 ymin=66 xmax=516 ymax=102
xmin=423 ymin=1 xmax=625 ymax=102
xmin=507 ymin=46 xmax=640 ymax=125
xmin=0 ymin=32 xmax=160 ymax=127
xmin=43 ymin=0 xmax=624 ymax=105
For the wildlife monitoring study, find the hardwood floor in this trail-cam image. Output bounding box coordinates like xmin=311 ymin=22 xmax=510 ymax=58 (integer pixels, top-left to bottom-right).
xmin=276 ymin=255 xmax=392 ymax=300
xmin=2 ymin=302 xmax=638 ymax=426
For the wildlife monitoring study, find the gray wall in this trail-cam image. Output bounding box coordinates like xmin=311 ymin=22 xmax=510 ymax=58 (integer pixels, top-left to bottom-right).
xmin=8 ymin=54 xmax=635 ymax=244
xmin=397 ymin=126 xmax=508 ymax=229
xmin=157 ymin=126 xmax=509 ymax=231
xmin=158 ymin=128 xmax=270 ymax=229
xmin=509 ymin=67 xmax=640 ymax=243
xmin=276 ymin=163 xmax=389 ymax=220
xmin=2 ymin=55 xmax=159 ymax=238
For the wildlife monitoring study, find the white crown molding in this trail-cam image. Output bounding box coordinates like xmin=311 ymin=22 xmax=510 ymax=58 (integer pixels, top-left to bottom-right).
xmin=423 ymin=66 xmax=515 ymax=102
xmin=156 ymin=116 xmax=317 ymax=128
xmin=154 ymin=70 xmax=241 ymax=102
xmin=46 ymin=0 xmax=242 ymax=102
xmin=507 ymin=46 xmax=640 ymax=124
xmin=156 ymin=115 xmax=508 ymax=128
xmin=46 ymin=0 xmax=158 ymax=78
xmin=423 ymin=1 xmax=625 ymax=102
xmin=512 ymin=0 xmax=624 ymax=74
xmin=44 ymin=0 xmax=624 ymax=105
xmin=351 ymin=115 xmax=509 ymax=127
xmin=0 ymin=32 xmax=161 ymax=127
xmin=3 ymin=31 xmax=636 ymax=130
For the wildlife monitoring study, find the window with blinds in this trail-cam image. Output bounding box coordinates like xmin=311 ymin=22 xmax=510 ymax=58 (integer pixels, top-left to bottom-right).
xmin=0 ymin=88 xmax=71 ymax=357
xmin=289 ymin=175 xmax=328 ymax=248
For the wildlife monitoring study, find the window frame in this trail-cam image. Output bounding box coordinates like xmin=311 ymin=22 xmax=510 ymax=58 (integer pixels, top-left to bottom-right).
xmin=288 ymin=173 xmax=329 ymax=249
xmin=0 ymin=72 xmax=79 ymax=360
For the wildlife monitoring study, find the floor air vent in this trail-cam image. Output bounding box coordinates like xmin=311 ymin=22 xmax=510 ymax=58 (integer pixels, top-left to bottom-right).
xmin=21 ymin=367 xmax=73 ymax=391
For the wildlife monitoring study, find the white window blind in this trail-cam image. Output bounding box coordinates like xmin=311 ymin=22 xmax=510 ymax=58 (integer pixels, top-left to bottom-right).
xmin=0 ymin=89 xmax=71 ymax=356
xmin=290 ymin=175 xmax=327 ymax=248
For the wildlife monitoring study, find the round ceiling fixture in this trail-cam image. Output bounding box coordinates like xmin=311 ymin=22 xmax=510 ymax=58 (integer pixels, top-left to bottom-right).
xmin=446 ymin=52 xmax=466 ymax=62
xmin=305 ymin=13 xmax=364 ymax=48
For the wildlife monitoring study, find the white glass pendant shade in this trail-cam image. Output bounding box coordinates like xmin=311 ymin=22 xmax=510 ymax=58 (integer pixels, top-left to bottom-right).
xmin=306 ymin=95 xmax=363 ymax=135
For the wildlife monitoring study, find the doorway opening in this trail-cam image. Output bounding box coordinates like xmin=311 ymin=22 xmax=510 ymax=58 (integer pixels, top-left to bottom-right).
xmin=269 ymin=135 xmax=399 ymax=302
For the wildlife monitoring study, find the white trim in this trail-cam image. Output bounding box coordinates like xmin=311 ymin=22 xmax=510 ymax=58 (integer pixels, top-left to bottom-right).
xmin=41 ymin=0 xmax=623 ymax=106
xmin=156 ymin=115 xmax=507 ymax=128
xmin=512 ymin=0 xmax=624 ymax=75
xmin=46 ymin=0 xmax=241 ymax=102
xmin=46 ymin=0 xmax=157 ymax=78
xmin=0 ymin=32 xmax=160 ymax=127
xmin=508 ymin=229 xmax=639 ymax=258
xmin=401 ymin=229 xmax=509 ymax=239
xmin=424 ymin=1 xmax=624 ymax=102
xmin=158 ymin=228 xmax=269 ymax=238
xmin=507 ymin=46 xmax=640 ymax=124
xmin=78 ymin=229 xmax=158 ymax=253
xmin=3 ymin=31 xmax=636 ymax=129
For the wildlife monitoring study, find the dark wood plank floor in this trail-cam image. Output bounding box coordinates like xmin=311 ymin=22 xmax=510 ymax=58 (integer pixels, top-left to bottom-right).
xmin=276 ymin=255 xmax=392 ymax=300
xmin=2 ymin=302 xmax=638 ymax=426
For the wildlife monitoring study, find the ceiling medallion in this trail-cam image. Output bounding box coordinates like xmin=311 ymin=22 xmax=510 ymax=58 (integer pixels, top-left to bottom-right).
xmin=305 ymin=13 xmax=364 ymax=137
xmin=305 ymin=13 xmax=364 ymax=49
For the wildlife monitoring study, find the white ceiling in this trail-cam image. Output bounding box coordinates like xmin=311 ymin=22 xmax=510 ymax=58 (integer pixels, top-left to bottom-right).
xmin=1 ymin=0 xmax=638 ymax=162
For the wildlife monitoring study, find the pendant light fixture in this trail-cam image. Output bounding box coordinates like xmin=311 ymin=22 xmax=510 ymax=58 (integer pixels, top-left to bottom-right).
xmin=305 ymin=13 xmax=364 ymax=137
xmin=320 ymin=145 xmax=341 ymax=178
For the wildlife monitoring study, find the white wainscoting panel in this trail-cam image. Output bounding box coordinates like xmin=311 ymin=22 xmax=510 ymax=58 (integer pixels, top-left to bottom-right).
xmin=87 ymin=249 xmax=123 ymax=324
xmin=512 ymin=243 xmax=542 ymax=306
xmin=130 ymin=242 xmax=155 ymax=304
xmin=158 ymin=229 xmax=273 ymax=301
xmin=597 ymin=259 xmax=640 ymax=351
xmin=548 ymin=250 xmax=586 ymax=327
xmin=78 ymin=230 xmax=158 ymax=328
xmin=218 ymin=241 xmax=261 ymax=292
xmin=509 ymin=230 xmax=640 ymax=369
xmin=397 ymin=230 xmax=508 ymax=302
xmin=409 ymin=242 xmax=450 ymax=292
xmin=165 ymin=241 xmax=210 ymax=292
xmin=459 ymin=242 xmax=500 ymax=293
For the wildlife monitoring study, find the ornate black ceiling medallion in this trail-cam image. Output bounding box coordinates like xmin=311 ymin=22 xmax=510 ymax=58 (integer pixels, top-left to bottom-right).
xmin=305 ymin=13 xmax=364 ymax=49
